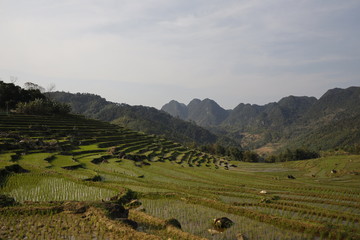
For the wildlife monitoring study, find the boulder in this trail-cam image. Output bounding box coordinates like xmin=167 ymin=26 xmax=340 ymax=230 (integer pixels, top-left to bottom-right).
xmin=165 ymin=218 xmax=182 ymax=229
xmin=103 ymin=202 xmax=129 ymax=219
xmin=213 ymin=217 xmax=234 ymax=229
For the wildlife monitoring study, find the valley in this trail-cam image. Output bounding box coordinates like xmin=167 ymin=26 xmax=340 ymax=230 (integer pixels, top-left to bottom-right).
xmin=1 ymin=113 xmax=359 ymax=239
xmin=2 ymin=0 xmax=360 ymax=238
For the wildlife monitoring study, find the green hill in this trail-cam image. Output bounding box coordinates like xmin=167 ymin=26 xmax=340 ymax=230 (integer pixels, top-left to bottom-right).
xmin=162 ymin=86 xmax=360 ymax=152
xmin=0 ymin=114 xmax=223 ymax=172
xmin=1 ymin=113 xmax=360 ymax=239
xmin=49 ymin=92 xmax=226 ymax=146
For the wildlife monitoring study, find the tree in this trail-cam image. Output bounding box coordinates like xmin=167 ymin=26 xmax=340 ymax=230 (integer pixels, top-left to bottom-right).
xmin=0 ymin=81 xmax=45 ymax=110
xmin=228 ymin=147 xmax=243 ymax=161
xmin=15 ymin=98 xmax=71 ymax=115
xmin=215 ymin=144 xmax=226 ymax=155
xmin=243 ymin=151 xmax=260 ymax=162
xmin=24 ymin=82 xmax=45 ymax=93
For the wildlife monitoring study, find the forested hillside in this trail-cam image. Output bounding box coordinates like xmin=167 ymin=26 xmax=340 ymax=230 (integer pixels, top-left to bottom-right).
xmin=45 ymin=86 xmax=360 ymax=153
xmin=162 ymin=86 xmax=360 ymax=152
xmin=49 ymin=92 xmax=231 ymax=147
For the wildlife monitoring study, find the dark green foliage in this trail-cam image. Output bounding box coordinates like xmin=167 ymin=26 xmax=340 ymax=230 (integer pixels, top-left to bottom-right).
xmin=266 ymin=148 xmax=320 ymax=162
xmin=0 ymin=81 xmax=45 ymax=111
xmin=117 ymin=189 xmax=138 ymax=205
xmin=0 ymin=81 xmax=70 ymax=115
xmin=0 ymin=194 xmax=16 ymax=207
xmin=271 ymin=195 xmax=280 ymax=201
xmin=165 ymin=218 xmax=182 ymax=229
xmin=84 ymin=175 xmax=102 ymax=182
xmin=102 ymin=202 xmax=129 ymax=219
xmin=242 ymin=151 xmax=261 ymax=162
xmin=199 ymin=144 xmax=261 ymax=162
xmin=282 ymin=113 xmax=360 ymax=152
xmin=212 ymin=217 xmax=234 ymax=229
xmin=16 ymin=98 xmax=71 ymax=115
xmin=3 ymin=164 xmax=29 ymax=174
xmin=260 ymin=198 xmax=272 ymax=204
xmin=343 ymin=144 xmax=360 ymax=154
xmin=228 ymin=147 xmax=244 ymax=160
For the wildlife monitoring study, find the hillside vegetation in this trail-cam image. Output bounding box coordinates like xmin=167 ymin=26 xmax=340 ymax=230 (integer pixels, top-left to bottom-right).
xmin=1 ymin=113 xmax=360 ymax=239
xmin=162 ymin=86 xmax=360 ymax=152
xmin=48 ymin=86 xmax=360 ymax=154
xmin=49 ymin=92 xmax=230 ymax=147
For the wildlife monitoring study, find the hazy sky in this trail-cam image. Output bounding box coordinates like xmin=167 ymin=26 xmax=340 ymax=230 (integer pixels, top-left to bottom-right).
xmin=1 ymin=0 xmax=359 ymax=109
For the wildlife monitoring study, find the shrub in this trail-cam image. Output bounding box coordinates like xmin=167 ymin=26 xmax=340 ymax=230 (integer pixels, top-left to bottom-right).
xmin=15 ymin=99 xmax=71 ymax=115
xmin=0 ymin=194 xmax=16 ymax=207
xmin=266 ymin=148 xmax=320 ymax=162
xmin=0 ymin=81 xmax=45 ymax=110
xmin=118 ymin=189 xmax=138 ymax=205
xmin=165 ymin=218 xmax=182 ymax=229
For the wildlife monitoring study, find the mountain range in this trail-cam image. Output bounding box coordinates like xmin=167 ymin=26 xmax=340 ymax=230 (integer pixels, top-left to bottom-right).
xmin=162 ymin=86 xmax=360 ymax=152
xmin=50 ymin=86 xmax=360 ymax=154
xmin=48 ymin=92 xmax=228 ymax=146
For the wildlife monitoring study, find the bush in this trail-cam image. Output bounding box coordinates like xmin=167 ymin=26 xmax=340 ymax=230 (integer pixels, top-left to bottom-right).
xmin=0 ymin=81 xmax=45 ymax=110
xmin=165 ymin=218 xmax=182 ymax=229
xmin=118 ymin=189 xmax=138 ymax=205
xmin=265 ymin=148 xmax=320 ymax=162
xmin=242 ymin=151 xmax=260 ymax=162
xmin=343 ymin=144 xmax=360 ymax=154
xmin=16 ymin=99 xmax=71 ymax=115
xmin=0 ymin=194 xmax=16 ymax=207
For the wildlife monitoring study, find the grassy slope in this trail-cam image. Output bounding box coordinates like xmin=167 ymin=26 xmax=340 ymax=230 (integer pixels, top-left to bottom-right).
xmin=1 ymin=114 xmax=360 ymax=239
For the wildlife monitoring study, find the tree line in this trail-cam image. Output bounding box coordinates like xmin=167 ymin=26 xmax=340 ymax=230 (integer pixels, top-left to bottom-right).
xmin=199 ymin=143 xmax=322 ymax=163
xmin=0 ymin=81 xmax=70 ymax=115
xmin=199 ymin=144 xmax=260 ymax=162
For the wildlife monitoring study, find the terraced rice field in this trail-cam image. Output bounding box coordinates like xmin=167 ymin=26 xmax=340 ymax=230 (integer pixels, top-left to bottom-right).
xmin=1 ymin=114 xmax=359 ymax=239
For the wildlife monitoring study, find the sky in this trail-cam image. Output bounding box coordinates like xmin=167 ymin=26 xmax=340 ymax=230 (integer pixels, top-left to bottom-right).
xmin=1 ymin=0 xmax=359 ymax=109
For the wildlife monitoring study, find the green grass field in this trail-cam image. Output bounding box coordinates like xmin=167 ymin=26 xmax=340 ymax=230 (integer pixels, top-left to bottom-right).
xmin=1 ymin=114 xmax=359 ymax=239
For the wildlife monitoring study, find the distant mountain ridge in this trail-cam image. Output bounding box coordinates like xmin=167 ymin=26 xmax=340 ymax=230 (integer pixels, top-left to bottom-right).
xmin=48 ymin=87 xmax=360 ymax=153
xmin=162 ymin=95 xmax=319 ymax=130
xmin=161 ymin=100 xmax=188 ymax=119
xmin=49 ymin=92 xmax=226 ymax=146
xmin=162 ymin=98 xmax=229 ymax=127
xmin=161 ymin=86 xmax=360 ymax=151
